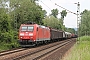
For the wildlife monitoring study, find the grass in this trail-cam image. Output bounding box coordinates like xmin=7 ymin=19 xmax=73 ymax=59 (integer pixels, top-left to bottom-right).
xmin=62 ymin=36 xmax=90 ymax=60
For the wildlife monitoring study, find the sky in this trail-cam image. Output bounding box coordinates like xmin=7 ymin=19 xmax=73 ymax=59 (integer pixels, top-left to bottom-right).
xmin=37 ymin=0 xmax=90 ymax=28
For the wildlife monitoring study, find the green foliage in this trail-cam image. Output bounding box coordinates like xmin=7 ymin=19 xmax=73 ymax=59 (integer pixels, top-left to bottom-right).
xmin=51 ymin=8 xmax=58 ymax=18
xmin=0 ymin=31 xmax=19 ymax=50
xmin=65 ymin=28 xmax=76 ymax=34
xmin=79 ymin=10 xmax=90 ymax=36
xmin=9 ymin=0 xmax=45 ymax=28
xmin=61 ymin=10 xmax=67 ymax=20
xmin=80 ymin=36 xmax=90 ymax=41
xmin=60 ymin=10 xmax=67 ymax=30
xmin=43 ymin=16 xmax=62 ymax=30
xmin=0 ymin=13 xmax=11 ymax=32
xmin=50 ymin=9 xmax=67 ymax=30
xmin=81 ymin=9 xmax=88 ymax=15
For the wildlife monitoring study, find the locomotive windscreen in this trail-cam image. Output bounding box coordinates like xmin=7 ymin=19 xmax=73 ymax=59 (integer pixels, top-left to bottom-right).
xmin=21 ymin=26 xmax=34 ymax=31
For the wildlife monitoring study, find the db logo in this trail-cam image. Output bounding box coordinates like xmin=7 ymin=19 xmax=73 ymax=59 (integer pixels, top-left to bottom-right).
xmin=25 ymin=34 xmax=28 ymax=36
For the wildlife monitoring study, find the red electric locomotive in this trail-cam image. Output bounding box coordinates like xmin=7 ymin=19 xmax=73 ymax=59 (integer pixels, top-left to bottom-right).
xmin=18 ymin=23 xmax=50 ymax=47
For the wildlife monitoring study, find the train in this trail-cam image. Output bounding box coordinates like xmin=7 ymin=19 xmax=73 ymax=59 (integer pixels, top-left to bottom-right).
xmin=18 ymin=23 xmax=77 ymax=47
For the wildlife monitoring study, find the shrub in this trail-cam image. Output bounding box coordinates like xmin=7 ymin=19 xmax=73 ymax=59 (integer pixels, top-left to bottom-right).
xmin=0 ymin=31 xmax=20 ymax=50
xmin=80 ymin=36 xmax=90 ymax=41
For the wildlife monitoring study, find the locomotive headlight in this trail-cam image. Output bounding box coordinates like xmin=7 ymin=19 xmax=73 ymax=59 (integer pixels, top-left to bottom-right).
xmin=29 ymin=33 xmax=33 ymax=36
xmin=20 ymin=33 xmax=24 ymax=36
xmin=20 ymin=37 xmax=22 ymax=38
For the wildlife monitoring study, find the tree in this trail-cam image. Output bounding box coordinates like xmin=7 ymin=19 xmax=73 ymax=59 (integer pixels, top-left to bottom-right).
xmin=0 ymin=0 xmax=19 ymax=48
xmin=9 ymin=0 xmax=46 ymax=29
xmin=0 ymin=13 xmax=11 ymax=32
xmin=80 ymin=9 xmax=88 ymax=15
xmin=61 ymin=10 xmax=67 ymax=20
xmin=51 ymin=9 xmax=58 ymax=18
xmin=65 ymin=28 xmax=75 ymax=34
xmin=0 ymin=1 xmax=11 ymax=32
xmin=79 ymin=10 xmax=90 ymax=36
xmin=43 ymin=16 xmax=62 ymax=30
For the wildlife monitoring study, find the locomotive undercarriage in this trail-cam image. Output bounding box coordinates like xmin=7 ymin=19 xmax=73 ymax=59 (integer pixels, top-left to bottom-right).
xmin=18 ymin=40 xmax=36 ymax=47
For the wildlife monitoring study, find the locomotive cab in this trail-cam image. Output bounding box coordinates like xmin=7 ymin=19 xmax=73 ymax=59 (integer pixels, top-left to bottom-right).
xmin=18 ymin=24 xmax=37 ymax=46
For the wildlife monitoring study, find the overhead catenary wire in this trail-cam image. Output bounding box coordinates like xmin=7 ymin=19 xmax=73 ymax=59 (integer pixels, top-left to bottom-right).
xmin=40 ymin=0 xmax=51 ymax=10
xmin=50 ymin=0 xmax=78 ymax=15
xmin=55 ymin=3 xmax=78 ymax=15
xmin=39 ymin=0 xmax=78 ymax=16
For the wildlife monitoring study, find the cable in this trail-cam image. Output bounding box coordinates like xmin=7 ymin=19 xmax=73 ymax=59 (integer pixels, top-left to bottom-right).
xmin=50 ymin=0 xmax=78 ymax=15
xmin=40 ymin=0 xmax=51 ymax=10
xmin=55 ymin=3 xmax=77 ymax=15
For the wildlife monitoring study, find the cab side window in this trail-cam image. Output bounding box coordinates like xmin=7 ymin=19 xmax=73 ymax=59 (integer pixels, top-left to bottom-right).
xmin=37 ymin=28 xmax=38 ymax=31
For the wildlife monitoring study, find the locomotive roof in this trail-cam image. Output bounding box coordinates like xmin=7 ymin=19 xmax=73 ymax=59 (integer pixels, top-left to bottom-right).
xmin=21 ymin=24 xmax=36 ymax=26
xmin=65 ymin=32 xmax=71 ymax=34
xmin=20 ymin=24 xmax=50 ymax=29
xmin=38 ymin=25 xmax=50 ymax=29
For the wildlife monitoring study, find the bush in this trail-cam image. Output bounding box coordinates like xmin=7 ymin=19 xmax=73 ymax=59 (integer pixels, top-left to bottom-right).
xmin=1 ymin=32 xmax=12 ymax=43
xmin=0 ymin=31 xmax=20 ymax=50
xmin=80 ymin=36 xmax=90 ymax=41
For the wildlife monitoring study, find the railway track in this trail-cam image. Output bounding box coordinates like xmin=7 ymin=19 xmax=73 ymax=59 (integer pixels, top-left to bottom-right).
xmin=0 ymin=38 xmax=76 ymax=60
xmin=19 ymin=39 xmax=75 ymax=60
xmin=0 ymin=48 xmax=27 ymax=56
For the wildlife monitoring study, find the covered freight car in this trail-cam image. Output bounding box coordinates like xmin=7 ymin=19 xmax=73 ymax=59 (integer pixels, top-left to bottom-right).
xmin=50 ymin=28 xmax=66 ymax=40
xmin=65 ymin=32 xmax=72 ymax=38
